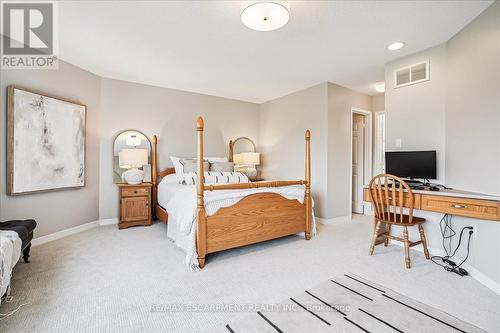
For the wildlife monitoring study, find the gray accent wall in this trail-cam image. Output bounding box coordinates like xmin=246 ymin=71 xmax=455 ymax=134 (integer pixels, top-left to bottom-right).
xmin=0 ymin=61 xmax=101 ymax=237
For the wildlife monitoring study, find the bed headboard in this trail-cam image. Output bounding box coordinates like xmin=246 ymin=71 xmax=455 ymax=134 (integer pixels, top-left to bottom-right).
xmin=151 ymin=135 xmax=175 ymax=215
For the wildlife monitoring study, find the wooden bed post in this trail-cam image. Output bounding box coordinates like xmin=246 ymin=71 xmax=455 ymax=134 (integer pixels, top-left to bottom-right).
xmin=228 ymin=140 xmax=234 ymax=162
xmin=152 ymin=135 xmax=158 ymax=219
xmin=196 ymin=117 xmax=207 ymax=268
xmin=305 ymin=129 xmax=312 ymax=240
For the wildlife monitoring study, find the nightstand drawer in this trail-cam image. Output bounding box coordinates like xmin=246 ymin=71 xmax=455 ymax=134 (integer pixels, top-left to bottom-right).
xmin=121 ymin=187 xmax=149 ymax=197
xmin=421 ymin=195 xmax=500 ymax=220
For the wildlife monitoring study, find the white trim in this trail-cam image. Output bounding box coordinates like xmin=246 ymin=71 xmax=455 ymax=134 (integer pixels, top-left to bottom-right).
xmin=349 ymin=107 xmax=373 ymax=216
xmin=317 ymin=215 xmax=351 ymax=225
xmin=390 ymin=241 xmax=500 ymax=295
xmin=373 ymin=110 xmax=386 ymax=176
xmin=31 ymin=220 xmax=99 ymax=247
xmin=99 ymin=218 xmax=119 ymax=226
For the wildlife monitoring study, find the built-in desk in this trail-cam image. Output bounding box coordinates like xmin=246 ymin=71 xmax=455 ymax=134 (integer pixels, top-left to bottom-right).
xmin=363 ymin=186 xmax=500 ymax=221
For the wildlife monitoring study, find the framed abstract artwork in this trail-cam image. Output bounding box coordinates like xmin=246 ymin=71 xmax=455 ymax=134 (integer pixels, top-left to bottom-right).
xmin=7 ymin=86 xmax=87 ymax=195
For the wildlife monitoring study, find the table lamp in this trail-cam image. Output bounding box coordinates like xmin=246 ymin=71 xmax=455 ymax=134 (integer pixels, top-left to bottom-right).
xmin=119 ymin=148 xmax=148 ymax=185
xmin=234 ymin=152 xmax=260 ymax=179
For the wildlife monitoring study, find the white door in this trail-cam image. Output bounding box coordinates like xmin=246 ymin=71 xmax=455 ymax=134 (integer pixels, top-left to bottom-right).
xmin=352 ymin=115 xmax=365 ymax=214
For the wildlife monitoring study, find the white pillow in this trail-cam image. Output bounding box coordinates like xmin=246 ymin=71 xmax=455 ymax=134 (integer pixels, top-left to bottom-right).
xmin=183 ymin=171 xmax=249 ymax=185
xmin=171 ymin=156 xmax=227 ymax=183
xmin=170 ymin=156 xmax=184 ymax=183
xmin=160 ymin=173 xmax=179 ymax=185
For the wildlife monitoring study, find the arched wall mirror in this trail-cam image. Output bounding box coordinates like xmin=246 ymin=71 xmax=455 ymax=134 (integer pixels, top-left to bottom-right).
xmin=229 ymin=137 xmax=260 ymax=179
xmin=113 ymin=130 xmax=152 ymax=184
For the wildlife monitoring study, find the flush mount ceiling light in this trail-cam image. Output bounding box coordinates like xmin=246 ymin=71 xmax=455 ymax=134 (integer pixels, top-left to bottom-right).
xmin=387 ymin=41 xmax=406 ymax=51
xmin=375 ymin=82 xmax=385 ymax=93
xmin=241 ymin=1 xmax=290 ymax=32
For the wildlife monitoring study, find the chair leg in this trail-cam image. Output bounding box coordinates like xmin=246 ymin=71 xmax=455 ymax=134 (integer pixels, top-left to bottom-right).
xmin=403 ymin=226 xmax=410 ymax=269
xmin=369 ymin=221 xmax=382 ymax=255
xmin=384 ymin=224 xmax=391 ymax=247
xmin=418 ymin=224 xmax=430 ymax=259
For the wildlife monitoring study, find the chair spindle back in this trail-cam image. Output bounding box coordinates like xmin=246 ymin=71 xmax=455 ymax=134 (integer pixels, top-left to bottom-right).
xmin=368 ymin=174 xmax=414 ymax=224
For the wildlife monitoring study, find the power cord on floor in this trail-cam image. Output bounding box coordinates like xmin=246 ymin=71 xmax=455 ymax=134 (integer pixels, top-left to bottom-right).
xmin=431 ymin=213 xmax=474 ymax=277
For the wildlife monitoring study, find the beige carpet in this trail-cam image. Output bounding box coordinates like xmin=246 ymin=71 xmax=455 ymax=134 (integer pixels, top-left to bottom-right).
xmin=1 ymin=215 xmax=499 ymax=332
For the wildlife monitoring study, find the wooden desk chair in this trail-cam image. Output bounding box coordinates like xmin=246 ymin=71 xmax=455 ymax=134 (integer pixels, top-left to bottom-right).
xmin=368 ymin=174 xmax=430 ymax=268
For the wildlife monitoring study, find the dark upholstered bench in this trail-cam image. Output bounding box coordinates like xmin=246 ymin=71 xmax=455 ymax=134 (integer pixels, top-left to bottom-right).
xmin=0 ymin=219 xmax=37 ymax=263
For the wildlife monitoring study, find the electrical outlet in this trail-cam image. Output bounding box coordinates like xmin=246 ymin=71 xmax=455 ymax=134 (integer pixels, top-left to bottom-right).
xmin=473 ymin=225 xmax=478 ymax=238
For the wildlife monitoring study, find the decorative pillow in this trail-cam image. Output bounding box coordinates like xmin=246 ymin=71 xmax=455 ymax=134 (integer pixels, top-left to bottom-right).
xmin=180 ymin=159 xmax=209 ymax=173
xmin=183 ymin=171 xmax=249 ymax=185
xmin=170 ymin=156 xmax=184 ymax=183
xmin=210 ymin=161 xmax=234 ymax=172
xmin=205 ymin=157 xmax=228 ymax=163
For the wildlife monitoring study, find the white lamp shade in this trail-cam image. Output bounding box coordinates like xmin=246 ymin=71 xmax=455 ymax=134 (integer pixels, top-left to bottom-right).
xmin=234 ymin=152 xmax=260 ymax=165
xmin=119 ymin=149 xmax=148 ymax=168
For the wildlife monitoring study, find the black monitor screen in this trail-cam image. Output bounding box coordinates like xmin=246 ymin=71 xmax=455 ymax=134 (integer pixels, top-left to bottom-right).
xmin=385 ymin=151 xmax=437 ymax=179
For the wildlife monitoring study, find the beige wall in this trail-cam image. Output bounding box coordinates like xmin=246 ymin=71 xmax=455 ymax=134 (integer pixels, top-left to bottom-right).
xmin=259 ymin=83 xmax=329 ymax=218
xmin=385 ymin=44 xmax=447 ymax=183
xmin=384 ymin=1 xmax=500 ymax=287
xmin=327 ymin=83 xmax=372 ymax=218
xmin=99 ymin=78 xmax=260 ymax=219
xmin=0 ymin=61 xmax=101 ymax=237
xmin=444 ymin=0 xmax=500 ymax=286
xmin=259 ymin=82 xmax=372 ymax=219
xmin=371 ymin=94 xmax=385 ymax=111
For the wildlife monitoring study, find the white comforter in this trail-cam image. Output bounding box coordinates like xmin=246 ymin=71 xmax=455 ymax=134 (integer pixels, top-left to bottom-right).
xmin=163 ymin=183 xmax=315 ymax=270
xmin=0 ymin=231 xmax=22 ymax=301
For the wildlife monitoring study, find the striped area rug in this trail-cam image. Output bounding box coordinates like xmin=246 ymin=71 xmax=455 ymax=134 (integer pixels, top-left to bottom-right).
xmin=226 ymin=273 xmax=485 ymax=333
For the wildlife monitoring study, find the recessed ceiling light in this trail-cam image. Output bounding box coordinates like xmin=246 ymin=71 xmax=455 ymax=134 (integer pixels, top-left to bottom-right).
xmin=375 ymin=82 xmax=385 ymax=93
xmin=241 ymin=1 xmax=290 ymax=32
xmin=387 ymin=41 xmax=406 ymax=51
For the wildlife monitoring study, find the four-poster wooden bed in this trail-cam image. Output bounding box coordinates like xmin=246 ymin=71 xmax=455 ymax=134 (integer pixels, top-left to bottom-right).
xmin=151 ymin=116 xmax=312 ymax=268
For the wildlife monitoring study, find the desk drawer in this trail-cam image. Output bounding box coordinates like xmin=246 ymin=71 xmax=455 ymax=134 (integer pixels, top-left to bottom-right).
xmin=363 ymin=188 xmax=421 ymax=209
xmin=121 ymin=187 xmax=149 ymax=197
xmin=421 ymin=195 xmax=500 ymax=221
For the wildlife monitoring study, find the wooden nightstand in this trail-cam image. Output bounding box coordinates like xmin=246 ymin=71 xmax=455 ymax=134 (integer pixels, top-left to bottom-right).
xmin=117 ymin=183 xmax=152 ymax=229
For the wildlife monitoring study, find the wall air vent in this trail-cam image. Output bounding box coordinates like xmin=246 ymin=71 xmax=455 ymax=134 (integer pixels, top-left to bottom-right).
xmin=394 ymin=60 xmax=429 ymax=88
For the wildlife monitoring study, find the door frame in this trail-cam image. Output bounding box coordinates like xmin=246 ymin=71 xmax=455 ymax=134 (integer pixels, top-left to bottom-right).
xmin=374 ymin=110 xmax=386 ymax=176
xmin=349 ymin=107 xmax=373 ymax=216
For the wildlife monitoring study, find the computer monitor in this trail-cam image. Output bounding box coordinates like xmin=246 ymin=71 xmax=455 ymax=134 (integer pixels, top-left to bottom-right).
xmin=385 ymin=151 xmax=437 ymax=180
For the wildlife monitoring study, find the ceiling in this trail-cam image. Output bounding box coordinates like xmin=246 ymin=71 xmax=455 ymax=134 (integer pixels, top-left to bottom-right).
xmin=59 ymin=1 xmax=492 ymax=103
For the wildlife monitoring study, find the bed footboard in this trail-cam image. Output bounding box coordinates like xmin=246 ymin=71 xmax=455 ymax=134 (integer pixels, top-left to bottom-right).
xmin=195 ymin=117 xmax=312 ymax=268
xmin=205 ymin=193 xmax=306 ymax=253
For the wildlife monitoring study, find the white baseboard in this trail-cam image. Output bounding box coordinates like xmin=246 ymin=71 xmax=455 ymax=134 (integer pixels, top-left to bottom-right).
xmin=390 ymin=241 xmax=500 ymax=295
xmin=317 ymin=215 xmax=351 ymax=225
xmin=31 ymin=220 xmax=100 ymax=247
xmin=99 ymin=218 xmax=118 ymax=226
